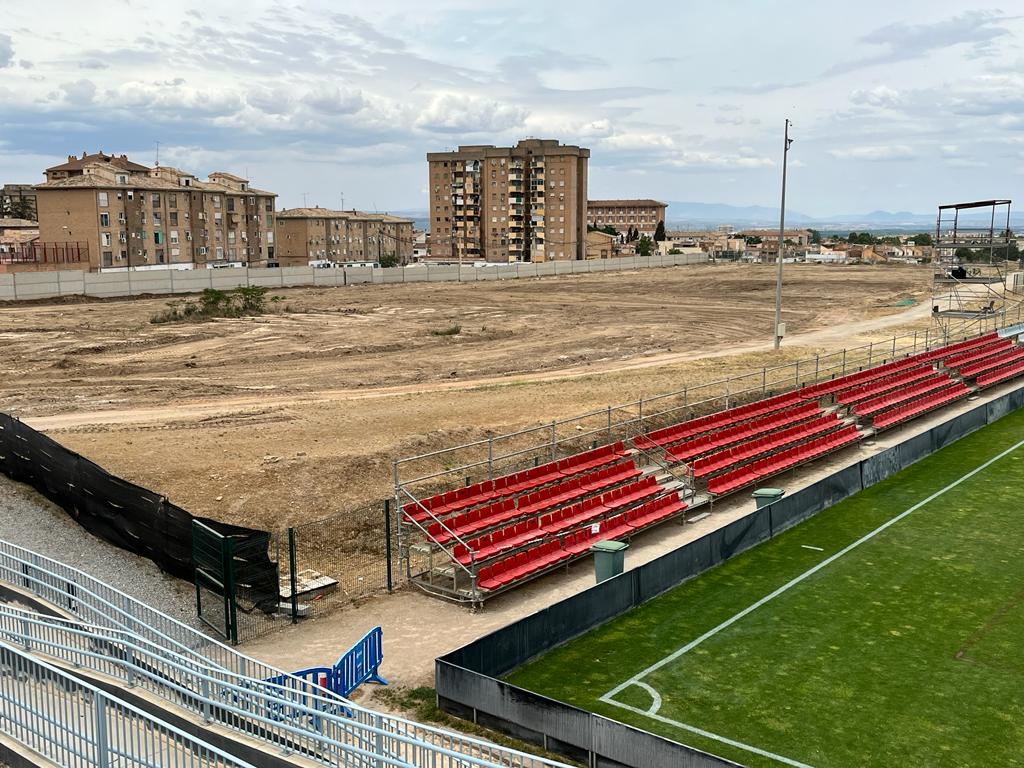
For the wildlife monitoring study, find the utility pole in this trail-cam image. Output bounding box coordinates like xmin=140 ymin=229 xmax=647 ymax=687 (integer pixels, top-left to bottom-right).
xmin=302 ymin=192 xmax=308 ymax=208
xmin=340 ymin=192 xmax=345 ymax=211
xmin=154 ymin=140 xmax=161 ymax=167
xmin=774 ymin=119 xmax=793 ymax=350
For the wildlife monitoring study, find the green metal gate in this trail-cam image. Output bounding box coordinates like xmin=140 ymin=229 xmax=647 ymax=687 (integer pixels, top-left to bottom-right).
xmin=192 ymin=520 xmax=237 ymax=643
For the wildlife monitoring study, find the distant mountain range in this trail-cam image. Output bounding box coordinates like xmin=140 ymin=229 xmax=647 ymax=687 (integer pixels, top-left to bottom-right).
xmin=394 ymin=203 xmax=1020 ymax=233
xmin=664 ymin=201 xmax=1022 ymax=231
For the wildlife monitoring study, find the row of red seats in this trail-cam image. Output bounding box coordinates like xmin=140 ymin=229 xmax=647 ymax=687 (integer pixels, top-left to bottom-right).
xmin=456 ymin=486 xmax=682 ymax=566
xmin=667 ymin=402 xmax=822 ymax=463
xmin=476 ymin=494 xmax=688 ymax=591
xmin=430 ymin=459 xmax=640 ymax=544
xmin=836 ymin=365 xmax=936 ymax=406
xmin=405 ymin=441 xmax=627 ymax=523
xmin=692 ymin=414 xmax=842 ymax=479
xmin=913 ymin=331 xmax=998 ymax=365
xmin=635 ymin=391 xmax=804 ymax=450
xmin=708 ymin=426 xmax=861 ymax=496
xmin=977 ymin=360 xmax=1024 ymax=389
xmin=854 ymin=373 xmax=956 ymax=418
xmin=957 ymin=347 xmax=1024 ymax=379
xmin=800 ymin=357 xmax=920 ymax=400
xmin=872 ymin=383 xmax=970 ymax=430
xmin=942 ymin=337 xmax=1013 ymax=369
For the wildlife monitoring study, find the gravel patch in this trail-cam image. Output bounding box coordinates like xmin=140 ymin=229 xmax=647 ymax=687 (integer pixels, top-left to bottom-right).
xmin=0 ymin=474 xmax=202 ymax=630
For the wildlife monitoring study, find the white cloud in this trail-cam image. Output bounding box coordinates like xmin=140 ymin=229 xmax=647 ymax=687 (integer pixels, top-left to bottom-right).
xmin=414 ymin=93 xmax=527 ymax=134
xmin=59 ymin=79 xmax=96 ymax=105
xmin=303 ymin=87 xmax=365 ymax=116
xmin=829 ymin=145 xmax=916 ymax=161
xmin=849 ymin=85 xmax=902 ymax=109
xmin=0 ymin=33 xmax=12 ymax=68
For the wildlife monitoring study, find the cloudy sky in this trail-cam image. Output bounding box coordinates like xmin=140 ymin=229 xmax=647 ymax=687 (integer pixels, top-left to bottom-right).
xmin=2 ymin=1 xmax=1023 ymax=216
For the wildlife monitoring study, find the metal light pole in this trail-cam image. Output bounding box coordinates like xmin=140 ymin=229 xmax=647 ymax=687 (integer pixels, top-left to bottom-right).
xmin=773 ymin=119 xmax=793 ymax=350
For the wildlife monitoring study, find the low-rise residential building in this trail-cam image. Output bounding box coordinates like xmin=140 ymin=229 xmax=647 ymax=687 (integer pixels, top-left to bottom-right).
xmin=739 ymin=228 xmax=812 ymax=247
xmin=34 ymin=152 xmax=277 ymax=271
xmin=585 ymin=230 xmax=617 ymax=259
xmin=587 ymin=199 xmax=667 ymax=236
xmin=275 ymin=207 xmax=415 ymax=266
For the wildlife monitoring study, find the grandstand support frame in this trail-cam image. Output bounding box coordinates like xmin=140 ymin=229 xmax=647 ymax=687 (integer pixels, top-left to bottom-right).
xmin=932 ymin=199 xmax=1016 ymax=338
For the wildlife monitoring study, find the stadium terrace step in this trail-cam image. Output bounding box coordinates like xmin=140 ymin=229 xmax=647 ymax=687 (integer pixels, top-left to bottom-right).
xmin=707 ymin=425 xmax=861 ymax=497
xmin=691 ymin=413 xmax=844 ymax=479
xmin=799 ymin=357 xmax=924 ymax=400
xmin=666 ymin=402 xmax=823 ymax=462
xmin=635 ymin=391 xmax=805 ymax=451
xmin=871 ymin=383 xmax=971 ymax=430
xmin=956 ymin=347 xmax=1024 ymax=380
xmin=976 ymin=360 xmax=1024 ymax=389
xmin=853 ymin=373 xmax=959 ymax=418
xmin=404 ymin=441 xmax=628 ymax=523
xmin=836 ymin=365 xmax=937 ymax=407
xmin=942 ymin=338 xmax=1014 ymax=370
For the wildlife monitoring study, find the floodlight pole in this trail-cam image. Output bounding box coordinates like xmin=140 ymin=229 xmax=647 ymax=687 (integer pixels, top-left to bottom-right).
xmin=774 ymin=119 xmax=793 ymax=350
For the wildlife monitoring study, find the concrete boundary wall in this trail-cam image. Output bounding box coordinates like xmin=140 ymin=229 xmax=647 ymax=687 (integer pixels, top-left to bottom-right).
xmin=0 ymin=253 xmax=708 ymax=302
xmin=435 ymin=383 xmax=1024 ymax=768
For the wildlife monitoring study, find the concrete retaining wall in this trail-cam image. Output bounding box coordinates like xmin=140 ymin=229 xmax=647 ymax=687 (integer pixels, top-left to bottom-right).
xmin=0 ymin=253 xmax=708 ymax=302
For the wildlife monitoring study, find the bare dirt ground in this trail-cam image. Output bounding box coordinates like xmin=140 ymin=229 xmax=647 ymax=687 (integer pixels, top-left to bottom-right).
xmin=0 ymin=263 xmax=932 ymax=531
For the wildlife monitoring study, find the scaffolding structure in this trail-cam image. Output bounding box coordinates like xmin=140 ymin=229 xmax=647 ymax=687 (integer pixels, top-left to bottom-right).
xmin=932 ymin=199 xmax=1019 ymax=337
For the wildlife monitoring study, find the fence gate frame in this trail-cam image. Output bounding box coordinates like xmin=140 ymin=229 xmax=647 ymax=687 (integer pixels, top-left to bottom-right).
xmin=192 ymin=520 xmax=238 ymax=643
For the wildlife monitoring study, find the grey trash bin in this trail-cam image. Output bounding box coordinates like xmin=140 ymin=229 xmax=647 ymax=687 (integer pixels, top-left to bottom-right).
xmin=752 ymin=487 xmax=785 ymax=509
xmin=590 ymin=540 xmax=629 ymax=583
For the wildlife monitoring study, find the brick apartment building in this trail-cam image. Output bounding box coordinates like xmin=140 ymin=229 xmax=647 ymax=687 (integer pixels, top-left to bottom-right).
xmin=587 ymin=199 xmax=667 ymax=236
xmin=427 ymin=139 xmax=590 ymax=262
xmin=275 ymin=207 xmax=415 ymax=266
xmin=34 ymin=152 xmax=276 ymax=271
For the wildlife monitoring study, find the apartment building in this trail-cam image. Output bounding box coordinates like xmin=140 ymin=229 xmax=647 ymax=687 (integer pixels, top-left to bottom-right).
xmin=426 ymin=139 xmax=590 ymax=263
xmin=34 ymin=152 xmax=276 ymax=270
xmin=587 ymin=199 xmax=667 ymax=236
xmin=275 ymin=207 xmax=415 ymax=266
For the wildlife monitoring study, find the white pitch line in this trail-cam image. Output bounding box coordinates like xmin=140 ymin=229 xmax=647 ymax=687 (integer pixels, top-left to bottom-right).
xmin=633 ymin=681 xmax=662 ymax=714
xmin=603 ymin=434 xmax=1024 ymax=705
xmin=605 ymin=697 xmax=817 ymax=768
xmin=801 ymin=545 xmax=824 ymax=551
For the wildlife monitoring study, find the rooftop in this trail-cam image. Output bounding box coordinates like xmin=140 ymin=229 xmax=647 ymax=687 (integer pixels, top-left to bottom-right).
xmin=0 ymin=218 xmax=39 ymax=228
xmin=46 ymin=152 xmax=151 ymax=174
xmin=588 ymin=199 xmax=668 ymax=208
xmin=276 ymin=207 xmax=413 ymax=223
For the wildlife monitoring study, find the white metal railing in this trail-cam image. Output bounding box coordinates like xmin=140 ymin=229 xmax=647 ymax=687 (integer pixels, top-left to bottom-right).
xmin=0 ymin=540 xmax=573 ymax=768
xmin=0 ymin=638 xmax=257 ymax=768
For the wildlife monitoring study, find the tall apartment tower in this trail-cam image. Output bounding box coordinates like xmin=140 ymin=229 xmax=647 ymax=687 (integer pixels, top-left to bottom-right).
xmin=426 ymin=139 xmax=589 ymax=263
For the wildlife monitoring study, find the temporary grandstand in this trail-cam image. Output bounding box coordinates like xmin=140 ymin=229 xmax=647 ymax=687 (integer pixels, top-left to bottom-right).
xmin=396 ymin=318 xmax=1024 ymax=605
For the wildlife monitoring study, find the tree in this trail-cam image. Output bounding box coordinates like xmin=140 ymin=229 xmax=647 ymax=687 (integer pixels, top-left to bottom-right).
xmin=636 ymin=234 xmax=654 ymax=257
xmin=809 ymin=229 xmax=822 ymax=245
xmin=911 ymin=233 xmax=933 ymax=246
xmin=379 ymin=253 xmax=399 ymax=268
xmin=744 ymin=235 xmax=762 ymax=245
xmin=653 ymin=220 xmax=666 ymax=242
xmin=601 ymin=224 xmax=618 ymax=236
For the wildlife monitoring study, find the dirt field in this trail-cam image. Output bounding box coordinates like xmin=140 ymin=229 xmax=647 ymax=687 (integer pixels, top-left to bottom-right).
xmin=0 ymin=263 xmax=932 ymax=530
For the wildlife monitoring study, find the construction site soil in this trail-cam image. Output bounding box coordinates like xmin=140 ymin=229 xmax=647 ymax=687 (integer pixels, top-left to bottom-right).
xmin=0 ymin=263 xmax=931 ymax=531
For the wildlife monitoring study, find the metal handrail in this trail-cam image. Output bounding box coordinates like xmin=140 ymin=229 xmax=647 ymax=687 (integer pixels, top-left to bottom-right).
xmin=0 ymin=638 xmax=257 ymax=768
xmin=0 ymin=540 xmax=573 ymax=768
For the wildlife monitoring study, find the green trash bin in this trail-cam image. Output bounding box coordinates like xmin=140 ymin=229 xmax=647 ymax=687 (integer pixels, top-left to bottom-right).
xmin=590 ymin=540 xmax=629 ymax=584
xmin=752 ymin=487 xmax=785 ymax=509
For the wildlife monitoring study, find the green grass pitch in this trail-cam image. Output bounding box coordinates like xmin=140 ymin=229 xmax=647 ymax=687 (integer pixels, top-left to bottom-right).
xmin=506 ymin=406 xmax=1024 ymax=767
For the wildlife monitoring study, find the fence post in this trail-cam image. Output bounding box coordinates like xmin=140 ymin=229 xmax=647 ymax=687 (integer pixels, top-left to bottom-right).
xmin=795 ymin=359 xmax=800 ymax=388
xmin=913 ymin=330 xmax=918 ymax=353
xmin=841 ymin=348 xmax=847 ymax=375
xmin=867 ymin=341 xmax=873 ymax=367
xmin=761 ymin=367 xmax=767 ymax=393
xmin=224 ymin=535 xmax=238 ymax=644
xmin=607 ymin=406 xmax=612 ymax=440
xmin=814 ymin=354 xmax=819 ymax=382
xmin=638 ymin=397 xmax=644 ymax=432
xmin=550 ymin=422 xmax=557 ymax=461
xmin=384 ymin=500 xmax=394 ymax=594
xmin=94 ymin=695 xmax=110 ymax=768
xmin=892 ymin=335 xmax=897 ymax=357
xmin=288 ymin=528 xmax=298 ymax=624
xmin=487 ymin=438 xmax=493 ymax=479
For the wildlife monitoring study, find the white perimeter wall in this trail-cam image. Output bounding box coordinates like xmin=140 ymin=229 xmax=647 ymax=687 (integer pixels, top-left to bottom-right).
xmin=0 ymin=253 xmax=708 ymax=302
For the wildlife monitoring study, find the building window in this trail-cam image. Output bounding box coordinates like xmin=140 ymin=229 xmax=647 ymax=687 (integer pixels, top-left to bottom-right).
xmin=97 ymin=192 xmax=108 ymax=207
xmin=101 ymin=233 xmax=112 ymax=247
xmin=151 ymin=193 xmax=161 ymax=207
xmin=100 ymin=212 xmax=110 ymax=227
xmin=169 ymin=212 xmax=178 ymax=225
xmin=156 ymin=249 xmax=165 ymax=263
xmin=168 ymin=194 xmax=177 ymax=209
xmin=116 ymin=174 xmax=128 ymax=184
xmin=170 ymin=230 xmax=179 ymax=244
xmin=154 ymin=231 xmax=163 ymax=245
xmin=102 ymin=251 xmax=113 ymax=267
xmin=212 ymin=196 xmax=221 ymax=209
xmin=227 ymin=197 xmax=235 ymax=212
